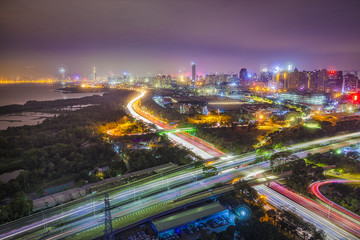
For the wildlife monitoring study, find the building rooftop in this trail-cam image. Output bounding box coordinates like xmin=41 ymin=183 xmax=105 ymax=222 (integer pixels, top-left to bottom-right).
xmin=152 ymin=202 xmax=226 ymax=232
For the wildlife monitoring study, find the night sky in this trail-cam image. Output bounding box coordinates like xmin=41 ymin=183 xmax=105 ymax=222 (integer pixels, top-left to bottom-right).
xmin=0 ymin=0 xmax=359 ymax=77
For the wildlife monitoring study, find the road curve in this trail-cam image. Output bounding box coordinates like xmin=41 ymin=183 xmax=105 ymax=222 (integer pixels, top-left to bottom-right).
xmin=255 ymin=184 xmax=357 ymax=240
xmin=310 ymin=179 xmax=360 ymax=222
xmin=127 ymin=89 xmax=225 ymax=158
xmin=270 ymin=182 xmax=360 ymax=238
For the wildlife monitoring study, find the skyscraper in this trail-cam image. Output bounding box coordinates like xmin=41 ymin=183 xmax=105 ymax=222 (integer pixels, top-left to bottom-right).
xmin=314 ymin=69 xmax=328 ymax=92
xmin=239 ymin=68 xmax=247 ymax=82
xmin=344 ymin=73 xmax=359 ymax=92
xmin=191 ymin=61 xmax=196 ymax=84
xmin=327 ymin=70 xmax=343 ymax=92
xmin=287 ymin=68 xmax=301 ymax=90
xmin=93 ymin=67 xmax=97 ymax=82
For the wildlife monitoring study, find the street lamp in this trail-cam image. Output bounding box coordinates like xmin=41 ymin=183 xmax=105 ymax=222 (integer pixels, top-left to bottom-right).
xmin=236 ymin=205 xmax=251 ymax=221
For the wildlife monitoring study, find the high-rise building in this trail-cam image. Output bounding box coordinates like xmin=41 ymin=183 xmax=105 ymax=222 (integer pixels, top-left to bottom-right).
xmin=326 ymin=70 xmax=343 ymax=92
xmin=93 ymin=67 xmax=97 ymax=82
xmin=286 ymin=68 xmax=301 ymax=90
xmin=260 ymin=71 xmax=272 ymax=83
xmin=344 ymin=73 xmax=359 ymax=92
xmin=204 ymin=74 xmax=230 ymax=85
xmin=191 ymin=61 xmax=196 ymax=84
xmin=300 ymin=71 xmax=312 ymax=90
xmin=313 ymin=69 xmax=327 ymax=92
xmin=239 ymin=68 xmax=247 ymax=82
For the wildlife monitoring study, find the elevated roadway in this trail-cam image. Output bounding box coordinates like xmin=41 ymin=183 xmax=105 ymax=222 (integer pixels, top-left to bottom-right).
xmin=1 ymin=89 xmax=360 ymax=239
xmin=310 ymin=179 xmax=360 ymax=223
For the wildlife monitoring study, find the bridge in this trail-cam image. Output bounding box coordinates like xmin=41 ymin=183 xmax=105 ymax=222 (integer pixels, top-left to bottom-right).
xmin=157 ymin=127 xmax=196 ymax=135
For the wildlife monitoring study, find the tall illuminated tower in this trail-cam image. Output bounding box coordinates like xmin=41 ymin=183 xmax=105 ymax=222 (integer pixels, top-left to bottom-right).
xmin=93 ymin=67 xmax=97 ymax=82
xmin=191 ymin=61 xmax=196 ymax=85
xmin=59 ymin=67 xmax=66 ymax=80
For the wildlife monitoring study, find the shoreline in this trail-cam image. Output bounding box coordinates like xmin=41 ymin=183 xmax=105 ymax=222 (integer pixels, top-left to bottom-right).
xmin=0 ymin=82 xmax=106 ymax=107
xmin=0 ymin=112 xmax=57 ymax=130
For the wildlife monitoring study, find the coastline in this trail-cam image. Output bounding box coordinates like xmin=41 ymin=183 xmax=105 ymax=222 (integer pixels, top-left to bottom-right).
xmin=0 ymin=82 xmax=105 ymax=107
xmin=0 ymin=112 xmax=57 ymax=130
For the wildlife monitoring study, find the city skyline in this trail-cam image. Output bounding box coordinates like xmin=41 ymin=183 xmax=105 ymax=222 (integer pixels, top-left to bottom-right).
xmin=0 ymin=0 xmax=359 ymax=77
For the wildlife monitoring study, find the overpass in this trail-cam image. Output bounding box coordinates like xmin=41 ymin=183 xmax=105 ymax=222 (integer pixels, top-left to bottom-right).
xmin=157 ymin=127 xmax=196 ymax=135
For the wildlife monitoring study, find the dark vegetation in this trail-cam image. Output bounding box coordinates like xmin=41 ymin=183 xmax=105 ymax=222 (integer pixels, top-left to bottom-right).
xmin=194 ymin=118 xmax=360 ymax=156
xmin=325 ymin=184 xmax=360 ymax=216
xmin=0 ymin=90 xmax=136 ymax=223
xmin=266 ymin=119 xmax=360 ymax=148
xmin=271 ymin=151 xmax=360 ymax=196
xmin=57 ymin=85 xmax=109 ymax=94
xmin=306 ymin=151 xmax=360 ymax=215
xmin=196 ymin=126 xmax=268 ymax=154
xmin=284 ymin=159 xmax=325 ymax=195
xmin=306 ymin=150 xmax=360 ymax=173
xmin=123 ymin=136 xmax=195 ymax=171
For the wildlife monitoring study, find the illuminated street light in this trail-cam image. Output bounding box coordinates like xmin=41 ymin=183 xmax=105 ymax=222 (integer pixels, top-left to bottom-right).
xmin=237 ymin=205 xmax=251 ymax=221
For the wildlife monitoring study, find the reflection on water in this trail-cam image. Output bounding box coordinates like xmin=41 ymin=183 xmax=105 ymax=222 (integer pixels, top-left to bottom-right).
xmin=0 ymin=83 xmax=105 ymax=129
xmin=0 ymin=112 xmax=57 ymax=130
xmin=0 ymin=82 xmax=104 ymax=106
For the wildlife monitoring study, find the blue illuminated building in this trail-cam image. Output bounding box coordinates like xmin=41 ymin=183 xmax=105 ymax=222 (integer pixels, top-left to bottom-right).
xmin=151 ymin=203 xmax=234 ymax=239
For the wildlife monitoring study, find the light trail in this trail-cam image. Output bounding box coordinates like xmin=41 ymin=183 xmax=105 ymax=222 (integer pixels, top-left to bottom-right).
xmin=1 ymin=88 xmax=360 ymax=239
xmin=310 ymin=179 xmax=360 ymax=222
xmin=269 ymin=182 xmax=360 ymax=238
xmin=44 ymin=163 xmax=269 ymax=239
xmin=1 ymin=137 xmax=359 ymax=239
xmin=255 ymin=184 xmax=358 ymax=240
xmin=127 ymin=90 xmax=222 ymax=159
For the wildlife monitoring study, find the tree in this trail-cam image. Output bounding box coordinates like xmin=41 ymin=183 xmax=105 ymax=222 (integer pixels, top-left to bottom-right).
xmin=7 ymin=192 xmax=33 ymax=221
xmin=270 ymin=150 xmax=293 ymax=168
xmin=203 ymin=166 xmax=217 ymax=178
xmin=234 ymin=181 xmax=258 ymax=203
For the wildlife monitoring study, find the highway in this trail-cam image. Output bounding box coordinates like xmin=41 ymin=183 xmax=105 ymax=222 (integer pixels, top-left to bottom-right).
xmin=310 ymin=179 xmax=360 ymax=222
xmin=254 ymin=184 xmax=358 ymax=240
xmin=1 ymin=132 xmax=360 ymax=240
xmin=1 ymin=90 xmax=360 ymax=239
xmin=269 ymin=182 xmax=360 ymax=238
xmin=128 ymin=89 xmax=224 ymax=159
xmin=0 ymin=162 xmax=268 ymax=240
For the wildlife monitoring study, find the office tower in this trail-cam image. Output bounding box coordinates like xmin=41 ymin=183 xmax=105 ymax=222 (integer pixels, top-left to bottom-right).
xmin=260 ymin=71 xmax=272 ymax=83
xmin=344 ymin=73 xmax=359 ymax=92
xmin=312 ymin=69 xmax=328 ymax=92
xmin=327 ymin=70 xmax=343 ymax=92
xmin=93 ymin=67 xmax=97 ymax=82
xmin=239 ymin=68 xmax=247 ymax=82
xmin=191 ymin=61 xmax=196 ymax=84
